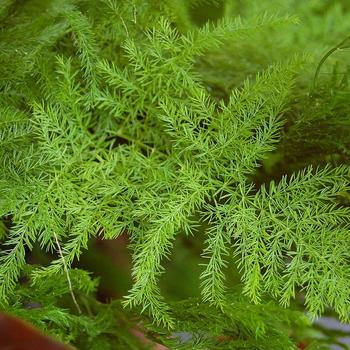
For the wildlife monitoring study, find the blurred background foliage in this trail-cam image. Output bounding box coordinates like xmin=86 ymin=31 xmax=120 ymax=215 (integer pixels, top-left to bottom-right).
xmin=0 ymin=0 xmax=349 ymax=349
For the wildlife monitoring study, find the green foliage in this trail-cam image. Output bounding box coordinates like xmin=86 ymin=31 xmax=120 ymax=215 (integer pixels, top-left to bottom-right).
xmin=1 ymin=266 xmax=150 ymax=349
xmin=147 ymin=291 xmax=310 ymax=350
xmin=206 ymin=166 xmax=350 ymax=318
xmin=0 ymin=0 xmax=350 ymax=348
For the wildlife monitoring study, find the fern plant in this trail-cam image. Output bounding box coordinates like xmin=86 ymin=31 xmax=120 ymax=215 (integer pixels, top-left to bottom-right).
xmin=0 ymin=0 xmax=350 ymax=349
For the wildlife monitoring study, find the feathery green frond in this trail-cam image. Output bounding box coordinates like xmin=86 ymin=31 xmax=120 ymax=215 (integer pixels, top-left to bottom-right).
xmin=1 ymin=0 xmax=350 ymax=347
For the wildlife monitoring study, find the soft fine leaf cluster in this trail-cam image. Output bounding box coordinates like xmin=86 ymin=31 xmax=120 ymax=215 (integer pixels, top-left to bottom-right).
xmin=147 ymin=291 xmax=311 ymax=350
xmin=3 ymin=266 xmax=151 ymax=350
xmin=0 ymin=0 xmax=350 ymax=339
xmin=5 ymin=268 xmax=320 ymax=350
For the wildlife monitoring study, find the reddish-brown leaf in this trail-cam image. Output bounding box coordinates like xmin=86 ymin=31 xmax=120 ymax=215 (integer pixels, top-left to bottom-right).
xmin=0 ymin=312 xmax=73 ymax=350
